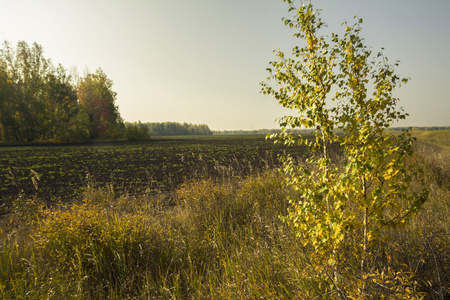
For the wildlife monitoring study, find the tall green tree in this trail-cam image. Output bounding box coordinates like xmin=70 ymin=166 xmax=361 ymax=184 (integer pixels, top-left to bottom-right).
xmin=0 ymin=59 xmax=7 ymax=140
xmin=77 ymin=69 xmax=121 ymax=139
xmin=0 ymin=41 xmax=124 ymax=143
xmin=0 ymin=41 xmax=50 ymax=141
xmin=261 ymin=1 xmax=428 ymax=297
xmin=0 ymin=55 xmax=9 ymax=140
xmin=15 ymin=41 xmax=50 ymax=141
xmin=41 ymin=64 xmax=81 ymax=141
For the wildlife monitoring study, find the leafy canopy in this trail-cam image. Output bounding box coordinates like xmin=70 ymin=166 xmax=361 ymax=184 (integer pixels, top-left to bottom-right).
xmin=261 ymin=0 xmax=428 ymax=297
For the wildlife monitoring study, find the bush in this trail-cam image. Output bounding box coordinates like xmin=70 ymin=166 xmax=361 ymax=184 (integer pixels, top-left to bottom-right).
xmin=0 ymin=160 xmax=449 ymax=298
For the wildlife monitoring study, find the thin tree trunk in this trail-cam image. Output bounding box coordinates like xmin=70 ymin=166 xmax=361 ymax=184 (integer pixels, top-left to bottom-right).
xmin=361 ymin=176 xmax=368 ymax=273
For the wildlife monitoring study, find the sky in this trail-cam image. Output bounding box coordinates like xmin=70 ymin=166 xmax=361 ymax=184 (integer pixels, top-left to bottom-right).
xmin=1 ymin=0 xmax=449 ymax=130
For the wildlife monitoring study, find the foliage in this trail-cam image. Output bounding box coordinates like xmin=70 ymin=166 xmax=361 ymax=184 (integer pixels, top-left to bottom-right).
xmin=0 ymin=41 xmax=52 ymax=142
xmin=143 ymin=121 xmax=212 ymax=136
xmin=261 ymin=0 xmax=428 ymax=297
xmin=0 ymin=40 xmax=216 ymax=144
xmin=122 ymin=121 xmax=213 ymax=139
xmin=0 ymin=41 xmax=128 ymax=143
xmin=0 ymin=41 xmax=87 ymax=142
xmin=77 ymin=69 xmax=122 ymax=139
xmin=122 ymin=121 xmax=151 ymax=141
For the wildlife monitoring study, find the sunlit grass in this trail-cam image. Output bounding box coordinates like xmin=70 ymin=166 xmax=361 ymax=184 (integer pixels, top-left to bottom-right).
xmin=412 ymin=130 xmax=450 ymax=147
xmin=1 ymin=142 xmax=449 ymax=299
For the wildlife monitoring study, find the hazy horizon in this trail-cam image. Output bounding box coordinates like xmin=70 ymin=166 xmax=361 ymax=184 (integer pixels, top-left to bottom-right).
xmin=1 ymin=0 xmax=449 ymax=130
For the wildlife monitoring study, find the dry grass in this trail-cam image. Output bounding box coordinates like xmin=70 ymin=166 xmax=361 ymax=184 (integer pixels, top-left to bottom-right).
xmin=412 ymin=130 xmax=450 ymax=147
xmin=0 ymin=138 xmax=449 ymax=299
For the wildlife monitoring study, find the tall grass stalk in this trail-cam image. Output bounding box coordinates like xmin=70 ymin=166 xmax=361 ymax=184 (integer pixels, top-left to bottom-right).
xmin=0 ymin=145 xmax=449 ymax=299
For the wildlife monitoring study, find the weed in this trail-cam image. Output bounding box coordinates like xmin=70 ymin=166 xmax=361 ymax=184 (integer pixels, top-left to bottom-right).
xmin=0 ymin=137 xmax=449 ymax=298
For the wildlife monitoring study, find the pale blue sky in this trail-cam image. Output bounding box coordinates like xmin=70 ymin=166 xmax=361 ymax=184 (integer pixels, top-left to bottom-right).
xmin=1 ymin=0 xmax=449 ymax=130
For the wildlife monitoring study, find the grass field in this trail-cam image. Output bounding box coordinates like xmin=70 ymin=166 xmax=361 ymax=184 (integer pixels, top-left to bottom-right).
xmin=412 ymin=130 xmax=450 ymax=147
xmin=0 ymin=132 xmax=449 ymax=299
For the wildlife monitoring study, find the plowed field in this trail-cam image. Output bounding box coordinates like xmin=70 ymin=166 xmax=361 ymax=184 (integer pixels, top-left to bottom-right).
xmin=0 ymin=136 xmax=317 ymax=205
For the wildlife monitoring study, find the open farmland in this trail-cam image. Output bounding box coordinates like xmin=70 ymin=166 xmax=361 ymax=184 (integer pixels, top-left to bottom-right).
xmin=0 ymin=135 xmax=315 ymax=205
xmin=1 ymin=133 xmax=449 ymax=298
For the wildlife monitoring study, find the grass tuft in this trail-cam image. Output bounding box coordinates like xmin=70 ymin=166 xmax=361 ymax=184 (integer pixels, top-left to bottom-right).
xmin=0 ymin=140 xmax=449 ymax=299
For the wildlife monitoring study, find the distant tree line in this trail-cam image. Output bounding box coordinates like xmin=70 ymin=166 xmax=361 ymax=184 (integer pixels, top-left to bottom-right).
xmin=389 ymin=126 xmax=450 ymax=131
xmin=142 ymin=122 xmax=212 ymax=136
xmin=213 ymin=129 xmax=314 ymax=135
xmin=214 ymin=127 xmax=450 ymax=136
xmin=0 ymin=41 xmax=124 ymax=143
